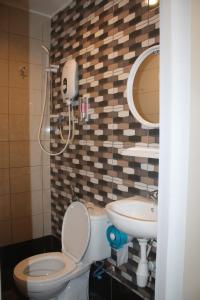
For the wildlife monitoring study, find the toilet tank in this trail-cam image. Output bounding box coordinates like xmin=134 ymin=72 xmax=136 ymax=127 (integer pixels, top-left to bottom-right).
xmin=83 ymin=202 xmax=111 ymax=263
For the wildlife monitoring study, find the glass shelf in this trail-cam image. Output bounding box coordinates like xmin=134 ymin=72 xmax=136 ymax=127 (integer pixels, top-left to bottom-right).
xmin=120 ymin=146 xmax=159 ymax=159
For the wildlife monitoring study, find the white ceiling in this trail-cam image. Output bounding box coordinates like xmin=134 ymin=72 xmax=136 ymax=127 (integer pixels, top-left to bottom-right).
xmin=0 ymin=0 xmax=72 ymax=17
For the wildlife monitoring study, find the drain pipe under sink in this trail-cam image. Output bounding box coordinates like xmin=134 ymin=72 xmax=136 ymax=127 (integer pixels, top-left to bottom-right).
xmin=136 ymin=238 xmax=149 ymax=287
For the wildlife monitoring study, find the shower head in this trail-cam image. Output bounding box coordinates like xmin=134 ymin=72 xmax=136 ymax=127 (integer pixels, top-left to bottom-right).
xmin=42 ymin=45 xmax=49 ymax=54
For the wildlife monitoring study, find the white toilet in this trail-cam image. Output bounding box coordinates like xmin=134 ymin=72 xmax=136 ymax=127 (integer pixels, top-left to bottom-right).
xmin=13 ymin=201 xmax=111 ymax=300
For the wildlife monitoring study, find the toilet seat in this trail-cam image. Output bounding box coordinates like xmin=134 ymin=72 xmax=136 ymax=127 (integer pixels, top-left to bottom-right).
xmin=14 ymin=252 xmax=76 ymax=284
xmin=62 ymin=201 xmax=91 ymax=263
xmin=13 ymin=202 xmax=92 ymax=299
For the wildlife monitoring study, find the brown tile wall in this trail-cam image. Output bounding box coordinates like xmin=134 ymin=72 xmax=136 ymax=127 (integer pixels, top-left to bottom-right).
xmin=50 ymin=0 xmax=159 ymax=298
xmin=0 ymin=4 xmax=51 ymax=246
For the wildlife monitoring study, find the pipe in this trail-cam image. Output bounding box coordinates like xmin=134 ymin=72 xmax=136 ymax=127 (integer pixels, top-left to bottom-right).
xmin=136 ymin=239 xmax=149 ymax=288
xmin=38 ymin=46 xmax=74 ymax=156
xmin=41 ymin=45 xmax=49 ymax=53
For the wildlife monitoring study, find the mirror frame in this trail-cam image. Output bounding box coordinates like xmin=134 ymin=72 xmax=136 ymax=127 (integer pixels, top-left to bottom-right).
xmin=127 ymin=44 xmax=160 ymax=128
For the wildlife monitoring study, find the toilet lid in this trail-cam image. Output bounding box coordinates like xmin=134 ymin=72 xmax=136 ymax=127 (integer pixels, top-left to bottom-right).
xmin=61 ymin=201 xmax=91 ymax=263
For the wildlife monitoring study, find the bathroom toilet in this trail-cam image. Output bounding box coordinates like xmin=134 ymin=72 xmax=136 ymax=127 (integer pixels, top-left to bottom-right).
xmin=14 ymin=201 xmax=111 ymax=300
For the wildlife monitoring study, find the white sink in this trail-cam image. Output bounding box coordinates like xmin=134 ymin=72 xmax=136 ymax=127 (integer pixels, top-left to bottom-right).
xmin=105 ymin=195 xmax=157 ymax=239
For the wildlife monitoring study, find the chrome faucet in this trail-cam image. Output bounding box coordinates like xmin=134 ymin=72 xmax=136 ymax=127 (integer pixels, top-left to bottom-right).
xmin=149 ymin=190 xmax=158 ymax=205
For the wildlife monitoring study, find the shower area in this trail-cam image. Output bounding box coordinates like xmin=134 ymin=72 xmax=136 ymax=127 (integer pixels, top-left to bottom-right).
xmin=0 ymin=3 xmax=51 ymax=246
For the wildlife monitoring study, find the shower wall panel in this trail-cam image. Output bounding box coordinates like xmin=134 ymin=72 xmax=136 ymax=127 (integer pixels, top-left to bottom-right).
xmin=0 ymin=4 xmax=51 ymax=246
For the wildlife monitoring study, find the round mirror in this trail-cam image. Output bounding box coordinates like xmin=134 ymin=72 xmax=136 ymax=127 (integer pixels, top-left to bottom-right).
xmin=127 ymin=45 xmax=159 ymax=128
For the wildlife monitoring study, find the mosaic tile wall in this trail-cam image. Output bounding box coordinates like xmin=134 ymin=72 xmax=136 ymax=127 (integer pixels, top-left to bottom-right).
xmin=50 ymin=0 xmax=159 ymax=298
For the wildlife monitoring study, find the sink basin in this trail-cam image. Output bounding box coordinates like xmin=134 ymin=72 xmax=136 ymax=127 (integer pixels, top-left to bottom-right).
xmin=105 ymin=196 xmax=157 ymax=239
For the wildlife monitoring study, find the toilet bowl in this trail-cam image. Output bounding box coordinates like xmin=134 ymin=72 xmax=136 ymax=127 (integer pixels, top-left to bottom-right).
xmin=14 ymin=202 xmax=111 ymax=300
xmin=14 ymin=252 xmax=90 ymax=299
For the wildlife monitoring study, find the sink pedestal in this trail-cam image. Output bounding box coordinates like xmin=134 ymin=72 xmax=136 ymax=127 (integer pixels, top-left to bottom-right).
xmin=136 ymin=239 xmax=148 ymax=287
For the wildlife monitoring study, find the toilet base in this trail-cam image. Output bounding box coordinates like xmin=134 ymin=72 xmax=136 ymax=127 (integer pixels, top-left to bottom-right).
xmin=30 ymin=270 xmax=89 ymax=300
xmin=52 ymin=270 xmax=90 ymax=300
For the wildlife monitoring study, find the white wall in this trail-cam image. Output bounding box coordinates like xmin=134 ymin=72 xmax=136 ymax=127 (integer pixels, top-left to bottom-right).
xmin=182 ymin=1 xmax=200 ymax=299
xmin=156 ymin=0 xmax=200 ymax=299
